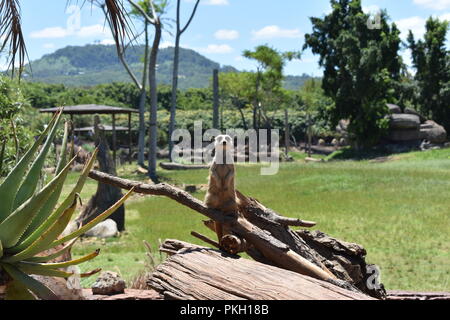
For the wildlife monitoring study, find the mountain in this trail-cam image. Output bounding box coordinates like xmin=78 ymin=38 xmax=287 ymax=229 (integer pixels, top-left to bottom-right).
xmin=23 ymin=44 xmax=314 ymax=90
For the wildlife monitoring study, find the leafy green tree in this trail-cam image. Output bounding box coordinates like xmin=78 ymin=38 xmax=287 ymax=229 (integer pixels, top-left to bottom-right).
xmin=243 ymin=45 xmax=300 ymax=130
xmin=407 ymin=17 xmax=450 ymax=131
xmin=0 ymin=76 xmax=35 ymax=176
xmin=304 ymin=0 xmax=402 ymax=147
xmin=219 ymin=72 xmax=255 ymax=130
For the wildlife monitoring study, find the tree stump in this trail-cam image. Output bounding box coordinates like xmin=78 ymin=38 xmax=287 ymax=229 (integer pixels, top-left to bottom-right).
xmin=77 ymin=116 xmax=125 ymax=231
xmin=149 ymin=240 xmax=375 ymax=300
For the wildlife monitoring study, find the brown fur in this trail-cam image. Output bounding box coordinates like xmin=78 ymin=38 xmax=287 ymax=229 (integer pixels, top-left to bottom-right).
xmin=204 ymin=135 xmax=239 ymax=244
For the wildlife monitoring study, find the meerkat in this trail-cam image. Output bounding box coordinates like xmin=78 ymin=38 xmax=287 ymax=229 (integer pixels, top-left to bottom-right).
xmin=204 ymin=134 xmax=239 ymax=245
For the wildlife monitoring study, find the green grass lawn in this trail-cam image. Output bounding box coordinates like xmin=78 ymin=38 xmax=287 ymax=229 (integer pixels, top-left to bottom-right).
xmin=68 ymin=150 xmax=450 ymax=291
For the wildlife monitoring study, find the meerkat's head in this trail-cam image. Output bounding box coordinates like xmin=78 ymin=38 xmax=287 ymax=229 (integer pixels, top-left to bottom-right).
xmin=214 ymin=134 xmax=234 ymax=164
xmin=214 ymin=134 xmax=233 ymax=152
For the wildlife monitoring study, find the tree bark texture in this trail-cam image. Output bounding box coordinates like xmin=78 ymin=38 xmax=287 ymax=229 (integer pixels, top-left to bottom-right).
xmin=77 ymin=117 xmax=125 ymax=231
xmin=149 ymin=240 xmax=375 ymax=300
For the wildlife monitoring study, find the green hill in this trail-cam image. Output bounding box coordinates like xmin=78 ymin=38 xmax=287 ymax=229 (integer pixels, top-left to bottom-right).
xmin=23 ymin=44 xmax=313 ymax=89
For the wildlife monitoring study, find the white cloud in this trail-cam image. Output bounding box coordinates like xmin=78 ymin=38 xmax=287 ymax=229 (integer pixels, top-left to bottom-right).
xmin=30 ymin=24 xmax=110 ymax=39
xmin=76 ymin=24 xmax=110 ymax=38
xmin=30 ymin=27 xmax=69 ymax=39
xmin=362 ymin=5 xmax=381 ymax=14
xmin=440 ymin=13 xmax=450 ymax=21
xmin=160 ymin=41 xmax=174 ymax=49
xmin=99 ymin=39 xmax=116 ymax=45
xmin=251 ymin=25 xmax=302 ymax=40
xmin=395 ymin=16 xmax=427 ymax=39
xmin=214 ymin=29 xmax=239 ymax=40
xmin=198 ymin=44 xmax=233 ymax=54
xmin=395 ymin=13 xmax=450 ymax=40
xmin=413 ymin=0 xmax=450 ymax=11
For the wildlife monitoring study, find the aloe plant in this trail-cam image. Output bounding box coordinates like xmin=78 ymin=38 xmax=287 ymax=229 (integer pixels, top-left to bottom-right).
xmin=0 ymin=109 xmax=133 ymax=300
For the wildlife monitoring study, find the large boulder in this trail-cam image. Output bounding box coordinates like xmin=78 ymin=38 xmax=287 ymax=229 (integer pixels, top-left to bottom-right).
xmin=419 ymin=121 xmax=447 ymax=144
xmin=92 ymin=271 xmax=126 ymax=296
xmin=386 ymin=103 xmax=402 ymax=114
xmin=388 ymin=129 xmax=420 ymax=142
xmin=84 ymin=219 xmax=118 ymax=238
xmin=404 ymin=107 xmax=426 ymax=123
xmin=389 ymin=114 xmax=421 ymax=130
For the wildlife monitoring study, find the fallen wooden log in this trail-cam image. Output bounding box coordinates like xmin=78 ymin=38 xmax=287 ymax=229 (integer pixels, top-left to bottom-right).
xmin=149 ymin=240 xmax=374 ymax=300
xmin=159 ymin=162 xmax=210 ymax=170
xmin=88 ymin=170 xmax=386 ymax=299
xmin=387 ymin=290 xmax=450 ymax=301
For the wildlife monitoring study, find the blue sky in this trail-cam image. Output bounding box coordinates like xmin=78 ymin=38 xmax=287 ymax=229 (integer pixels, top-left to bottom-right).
xmin=15 ymin=0 xmax=450 ymax=77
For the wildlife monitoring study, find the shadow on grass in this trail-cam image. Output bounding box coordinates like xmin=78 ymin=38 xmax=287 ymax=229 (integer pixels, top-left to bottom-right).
xmin=327 ymin=145 xmax=420 ymax=161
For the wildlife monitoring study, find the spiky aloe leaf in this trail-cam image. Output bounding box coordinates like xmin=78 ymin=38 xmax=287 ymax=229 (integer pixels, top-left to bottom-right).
xmin=23 ymin=238 xmax=78 ymax=263
xmin=1 ymin=263 xmax=58 ymax=300
xmin=4 ymin=279 xmax=36 ymax=300
xmin=55 ymin=121 xmax=70 ymax=174
xmin=14 ymin=267 xmax=75 ymax=279
xmin=4 ymin=195 xmax=79 ymax=263
xmin=0 ymin=109 xmax=61 ymax=223
xmin=15 ymin=264 xmax=101 ymax=279
xmin=49 ymin=187 xmax=135 ymax=248
xmin=0 ymin=155 xmax=76 ymax=248
xmin=10 ymin=149 xmax=98 ymax=254
xmin=12 ymin=110 xmax=63 ymax=211
xmin=20 ymin=121 xmax=72 ymax=241
xmin=17 ymin=249 xmax=100 ymax=271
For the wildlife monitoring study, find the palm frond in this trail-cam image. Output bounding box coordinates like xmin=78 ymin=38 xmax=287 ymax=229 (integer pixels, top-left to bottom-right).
xmin=0 ymin=0 xmax=29 ymax=78
xmin=92 ymin=0 xmax=134 ymax=54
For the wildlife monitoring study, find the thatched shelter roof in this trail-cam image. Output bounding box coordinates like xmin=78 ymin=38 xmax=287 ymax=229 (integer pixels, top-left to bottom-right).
xmin=39 ymin=105 xmax=138 ymax=115
xmin=74 ymin=125 xmax=132 ymax=132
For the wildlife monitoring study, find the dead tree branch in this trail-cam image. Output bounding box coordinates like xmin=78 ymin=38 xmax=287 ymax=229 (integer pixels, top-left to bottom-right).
xmin=88 ymin=170 xmax=386 ymax=298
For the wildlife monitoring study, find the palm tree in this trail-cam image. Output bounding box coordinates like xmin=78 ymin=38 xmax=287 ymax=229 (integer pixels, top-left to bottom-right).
xmin=0 ymin=0 xmax=133 ymax=77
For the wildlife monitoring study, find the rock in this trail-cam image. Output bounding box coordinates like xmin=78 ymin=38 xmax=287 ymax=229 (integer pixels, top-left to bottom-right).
xmin=305 ymin=157 xmax=324 ymax=163
xmin=404 ymin=107 xmax=426 ymax=123
xmin=184 ymin=185 xmax=197 ymax=193
xmin=318 ymin=139 xmax=326 ymax=146
xmin=388 ymin=129 xmax=420 ymax=142
xmin=32 ymin=275 xmax=85 ymax=300
xmin=331 ymin=138 xmax=339 ymax=146
xmin=92 ymin=271 xmax=126 ymax=296
xmin=420 ymin=123 xmax=434 ymax=130
xmin=71 ymin=164 xmax=85 ymax=172
xmin=419 ymin=120 xmax=447 ymax=144
xmin=83 ymin=289 xmax=162 ymax=300
xmin=84 ymin=219 xmax=118 ymax=238
xmin=389 ymin=114 xmax=421 ymax=130
xmin=386 ymin=103 xmax=402 ymax=114
xmin=339 ymin=138 xmax=347 ymax=146
xmin=61 ymin=221 xmax=80 ymax=238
